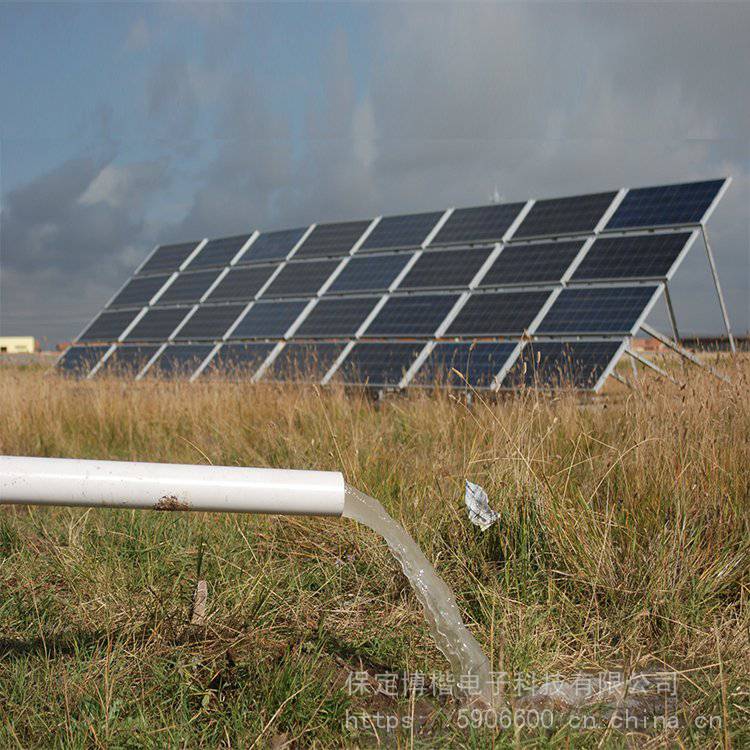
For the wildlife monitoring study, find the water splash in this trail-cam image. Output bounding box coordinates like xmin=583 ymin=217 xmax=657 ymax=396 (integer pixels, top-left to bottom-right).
xmin=343 ymin=484 xmax=495 ymax=706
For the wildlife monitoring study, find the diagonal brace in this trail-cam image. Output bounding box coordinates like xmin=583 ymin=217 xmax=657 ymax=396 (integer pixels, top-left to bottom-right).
xmin=640 ymin=322 xmax=730 ymax=384
xmin=626 ymin=349 xmax=682 ymax=387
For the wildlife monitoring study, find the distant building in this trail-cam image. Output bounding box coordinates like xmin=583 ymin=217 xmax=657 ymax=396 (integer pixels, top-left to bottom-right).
xmin=630 ymin=337 xmax=665 ymax=353
xmin=0 ymin=336 xmax=37 ymax=353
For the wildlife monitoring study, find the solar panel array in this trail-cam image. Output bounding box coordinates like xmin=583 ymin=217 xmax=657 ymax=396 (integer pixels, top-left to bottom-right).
xmin=60 ymin=178 xmax=728 ymax=391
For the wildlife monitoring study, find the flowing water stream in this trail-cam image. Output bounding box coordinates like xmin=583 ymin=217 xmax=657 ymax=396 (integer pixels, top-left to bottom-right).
xmin=343 ymin=484 xmax=496 ymax=706
xmin=342 ymin=484 xmax=668 ymax=719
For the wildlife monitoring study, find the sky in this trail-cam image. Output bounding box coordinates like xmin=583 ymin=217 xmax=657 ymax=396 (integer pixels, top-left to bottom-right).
xmin=1 ymin=1 xmax=748 ymax=348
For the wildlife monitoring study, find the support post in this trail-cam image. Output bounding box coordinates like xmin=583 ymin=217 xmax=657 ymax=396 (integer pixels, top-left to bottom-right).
xmin=701 ymin=225 xmax=736 ymax=353
xmin=662 ymin=284 xmax=685 ymax=373
xmin=640 ymin=322 xmax=730 ymax=384
xmin=629 ymin=350 xmax=640 ymax=384
xmin=663 ymin=284 xmax=680 ymax=343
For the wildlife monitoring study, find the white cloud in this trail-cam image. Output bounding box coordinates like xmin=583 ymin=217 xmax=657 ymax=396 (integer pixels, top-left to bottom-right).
xmin=79 ymin=165 xmax=130 ymax=208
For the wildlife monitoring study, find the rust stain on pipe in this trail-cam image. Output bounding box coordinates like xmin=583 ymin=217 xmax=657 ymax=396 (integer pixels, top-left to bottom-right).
xmin=154 ymin=495 xmax=189 ymax=511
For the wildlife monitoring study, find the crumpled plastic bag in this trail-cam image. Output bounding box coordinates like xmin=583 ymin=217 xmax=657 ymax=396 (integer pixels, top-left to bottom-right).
xmin=464 ymin=480 xmax=499 ymax=531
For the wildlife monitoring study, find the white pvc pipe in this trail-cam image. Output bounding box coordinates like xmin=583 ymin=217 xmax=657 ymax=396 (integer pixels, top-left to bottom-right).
xmin=0 ymin=456 xmax=345 ymax=517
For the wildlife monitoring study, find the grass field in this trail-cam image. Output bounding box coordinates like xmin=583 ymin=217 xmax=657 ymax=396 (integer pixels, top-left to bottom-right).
xmin=0 ymin=360 xmax=748 ymax=748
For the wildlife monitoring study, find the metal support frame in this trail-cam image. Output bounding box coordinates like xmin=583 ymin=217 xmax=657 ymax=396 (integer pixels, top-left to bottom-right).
xmin=700 ymin=225 xmax=736 ymax=353
xmin=640 ymin=322 xmax=730 ymax=383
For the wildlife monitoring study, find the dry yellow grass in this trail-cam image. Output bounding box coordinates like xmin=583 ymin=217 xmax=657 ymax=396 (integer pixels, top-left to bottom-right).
xmin=0 ymin=360 xmax=748 ymax=747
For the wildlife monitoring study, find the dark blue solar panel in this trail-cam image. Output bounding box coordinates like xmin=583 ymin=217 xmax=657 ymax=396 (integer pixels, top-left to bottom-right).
xmin=295 ymin=297 xmax=379 ymax=338
xmin=231 ymin=300 xmax=308 ymax=339
xmin=137 ymin=242 xmax=199 ymax=275
xmin=513 ymin=192 xmax=616 ymax=239
xmin=124 ymin=307 xmax=191 ymax=342
xmin=431 ymin=203 xmax=525 ymax=245
xmin=240 ymin=228 xmax=307 ymax=264
xmin=262 ymin=259 xmax=340 ymax=298
xmin=206 ymin=265 xmax=278 ymax=302
xmin=79 ymin=309 xmax=142 ymax=342
xmin=502 ymin=341 xmax=621 ymax=389
xmin=57 ymin=345 xmax=110 ymax=377
xmin=154 ymin=270 xmax=223 ymax=306
xmin=294 ymin=220 xmax=371 ymax=259
xmin=265 ymin=342 xmax=346 ymax=381
xmin=536 ymin=286 xmax=658 ymax=335
xmin=606 ymin=179 xmax=725 ymax=230
xmin=326 ymin=254 xmax=412 ymax=295
xmin=202 ymin=343 xmax=277 ymax=377
xmin=337 ymin=342 xmax=426 ymax=386
xmin=446 ymin=290 xmax=551 ymax=336
xmin=147 ymin=345 xmax=214 ymax=377
xmin=414 ymin=342 xmax=518 ymax=388
xmin=364 ymin=294 xmax=459 ymax=337
xmin=571 ymin=233 xmax=692 ymax=282
xmin=359 ymin=211 xmax=443 ymax=252
xmin=97 ymin=345 xmax=160 ymax=376
xmin=173 ymin=304 xmax=246 ymax=341
xmin=187 ymin=234 xmax=252 ymax=269
xmin=108 ymin=274 xmax=170 ymax=309
xmin=399 ymin=248 xmax=493 ymax=290
xmin=479 ymin=241 xmax=583 ymax=287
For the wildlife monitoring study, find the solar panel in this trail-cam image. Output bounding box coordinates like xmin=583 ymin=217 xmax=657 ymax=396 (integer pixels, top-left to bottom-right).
xmin=71 ymin=176 xmax=728 ymax=391
xmin=606 ymin=179 xmax=725 ymax=230
xmin=431 ymin=203 xmax=525 ymax=246
xmin=358 ymin=211 xmax=443 ymax=252
xmin=513 ymin=192 xmax=617 ymax=239
xmin=231 ymin=300 xmax=308 ymax=339
xmin=206 ymin=265 xmax=278 ymax=303
xmin=326 ymin=253 xmax=412 ymax=295
xmin=413 ymin=342 xmax=518 ymax=388
xmin=571 ymin=233 xmax=692 ymax=282
xmin=57 ymin=345 xmax=109 ymax=377
xmin=262 ymin=259 xmax=341 ymax=298
xmin=187 ymin=234 xmax=252 ymax=269
xmin=479 ymin=241 xmax=583 ymax=287
xmin=502 ymin=340 xmax=622 ymax=389
xmin=336 ymin=342 xmax=426 ymax=386
xmin=147 ymin=344 xmax=215 ymax=378
xmin=364 ymin=293 xmax=459 ymax=337
xmin=203 ymin=342 xmax=277 ymax=377
xmin=154 ymin=269 xmax=223 ymax=306
xmin=173 ymin=304 xmax=245 ymax=341
xmin=265 ymin=342 xmax=347 ymax=381
xmin=240 ymin=227 xmax=307 ymax=264
xmin=97 ymin=345 xmax=160 ymax=376
xmin=399 ymin=247 xmax=494 ymax=291
xmin=124 ymin=307 xmax=190 ymax=342
xmin=108 ymin=274 xmax=170 ymax=309
xmin=78 ymin=309 xmax=142 ymax=342
xmin=137 ymin=242 xmax=199 ymax=275
xmin=536 ymin=286 xmax=658 ymax=335
xmin=293 ymin=220 xmax=371 ymax=259
xmin=446 ymin=290 xmax=552 ymax=336
xmin=295 ymin=297 xmax=379 ymax=338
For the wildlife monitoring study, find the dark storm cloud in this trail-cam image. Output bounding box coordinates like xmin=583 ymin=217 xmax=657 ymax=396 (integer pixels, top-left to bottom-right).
xmin=1 ymin=154 xmax=170 ymax=342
